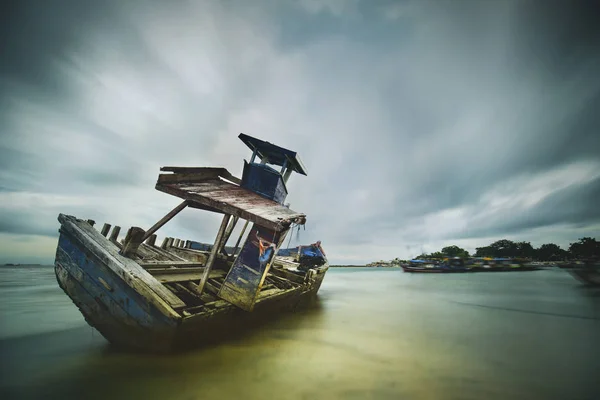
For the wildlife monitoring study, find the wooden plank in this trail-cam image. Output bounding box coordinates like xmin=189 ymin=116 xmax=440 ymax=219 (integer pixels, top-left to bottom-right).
xmin=155 ymin=180 xmax=305 ymax=232
xmin=141 ymin=200 xmax=188 ymax=242
xmin=160 ymin=237 xmax=169 ymax=249
xmin=140 ymin=261 xmax=205 ymax=268
xmin=159 ymin=167 xmax=242 ymax=185
xmin=174 ymin=239 xmax=181 ymax=248
xmin=58 ymin=214 xmax=185 ymax=312
xmin=153 ymin=270 xmax=224 ymax=284
xmin=197 ymin=214 xmax=231 ymax=295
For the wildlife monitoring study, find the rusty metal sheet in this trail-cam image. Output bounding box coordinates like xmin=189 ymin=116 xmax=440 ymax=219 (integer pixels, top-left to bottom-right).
xmin=156 ymin=176 xmax=306 ymax=232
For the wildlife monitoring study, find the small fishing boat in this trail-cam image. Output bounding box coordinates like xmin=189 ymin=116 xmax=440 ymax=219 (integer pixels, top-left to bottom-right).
xmin=53 ymin=134 xmax=329 ymax=353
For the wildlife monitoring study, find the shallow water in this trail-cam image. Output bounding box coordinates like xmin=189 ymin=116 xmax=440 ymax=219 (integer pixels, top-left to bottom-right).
xmin=1 ymin=266 xmax=599 ymax=400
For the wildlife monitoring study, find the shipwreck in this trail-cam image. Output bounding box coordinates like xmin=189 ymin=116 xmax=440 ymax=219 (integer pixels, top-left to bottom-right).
xmin=54 ymin=134 xmax=329 ymax=353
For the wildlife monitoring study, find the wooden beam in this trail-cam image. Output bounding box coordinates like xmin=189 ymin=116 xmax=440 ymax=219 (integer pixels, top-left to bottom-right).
xmin=159 ymin=167 xmax=241 ymax=185
xmin=174 ymin=239 xmax=181 ymax=248
xmin=219 ymin=216 xmax=239 ymax=255
xmin=100 ymin=223 xmax=111 ymax=237
xmin=167 ymin=237 xmax=174 ymax=248
xmin=141 ymin=200 xmax=188 ymax=242
xmin=196 ymin=214 xmax=231 ymax=296
xmin=232 ymin=220 xmax=249 ymax=256
xmin=121 ymin=227 xmax=146 ymax=258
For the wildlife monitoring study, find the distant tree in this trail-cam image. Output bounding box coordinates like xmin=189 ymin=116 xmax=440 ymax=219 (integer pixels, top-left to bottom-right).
xmin=514 ymin=241 xmax=535 ymax=258
xmin=536 ymin=243 xmax=568 ymax=261
xmin=441 ymin=245 xmax=470 ymax=258
xmin=474 ymin=246 xmax=494 ymax=257
xmin=568 ymin=237 xmax=600 ymax=259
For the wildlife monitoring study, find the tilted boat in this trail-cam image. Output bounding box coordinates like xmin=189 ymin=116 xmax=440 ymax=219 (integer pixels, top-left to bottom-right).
xmin=54 ymin=134 xmax=329 ymax=353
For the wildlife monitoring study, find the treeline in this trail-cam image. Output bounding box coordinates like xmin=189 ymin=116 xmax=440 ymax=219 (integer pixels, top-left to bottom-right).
xmin=416 ymin=237 xmax=600 ymax=261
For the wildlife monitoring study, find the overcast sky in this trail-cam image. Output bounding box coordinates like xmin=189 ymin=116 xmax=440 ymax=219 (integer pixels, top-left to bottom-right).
xmin=1 ymin=0 xmax=599 ymax=265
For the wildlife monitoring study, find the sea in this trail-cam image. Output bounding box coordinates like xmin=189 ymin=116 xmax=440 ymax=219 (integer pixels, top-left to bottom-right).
xmin=0 ymin=265 xmax=598 ymax=400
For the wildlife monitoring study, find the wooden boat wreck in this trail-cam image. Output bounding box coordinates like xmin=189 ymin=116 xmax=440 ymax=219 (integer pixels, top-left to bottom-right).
xmin=53 ymin=134 xmax=329 ymax=353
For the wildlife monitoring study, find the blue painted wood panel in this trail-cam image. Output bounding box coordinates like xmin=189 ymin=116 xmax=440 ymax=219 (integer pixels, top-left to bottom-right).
xmin=56 ymin=233 xmax=176 ymax=329
xmin=218 ymin=224 xmax=284 ymax=311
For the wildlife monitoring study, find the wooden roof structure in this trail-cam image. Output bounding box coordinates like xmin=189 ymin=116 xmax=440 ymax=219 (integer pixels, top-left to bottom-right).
xmin=155 ymin=167 xmax=306 ymax=232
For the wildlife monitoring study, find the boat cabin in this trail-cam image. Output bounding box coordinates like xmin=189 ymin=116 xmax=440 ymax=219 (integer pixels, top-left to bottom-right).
xmin=238 ymin=133 xmax=307 ymax=205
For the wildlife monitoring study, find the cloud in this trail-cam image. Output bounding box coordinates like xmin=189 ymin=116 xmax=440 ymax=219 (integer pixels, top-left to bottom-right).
xmin=1 ymin=0 xmax=599 ymax=264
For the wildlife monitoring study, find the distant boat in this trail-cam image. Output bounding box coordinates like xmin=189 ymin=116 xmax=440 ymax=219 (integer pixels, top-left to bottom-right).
xmin=401 ymin=258 xmax=470 ymax=273
xmin=53 ymin=133 xmax=329 ymax=353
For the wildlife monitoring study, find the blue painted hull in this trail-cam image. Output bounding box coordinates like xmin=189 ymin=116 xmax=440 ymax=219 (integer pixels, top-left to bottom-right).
xmin=55 ymin=231 xmax=179 ymax=352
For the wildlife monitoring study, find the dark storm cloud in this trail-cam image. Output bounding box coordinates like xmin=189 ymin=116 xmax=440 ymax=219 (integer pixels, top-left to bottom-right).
xmin=1 ymin=0 xmax=599 ymax=263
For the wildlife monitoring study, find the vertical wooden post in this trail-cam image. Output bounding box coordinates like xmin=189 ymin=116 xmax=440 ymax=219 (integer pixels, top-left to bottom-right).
xmin=100 ymin=223 xmax=111 ymax=237
xmin=218 ymin=216 xmax=239 ymax=254
xmin=197 ymin=214 xmax=231 ymax=295
xmin=122 ymin=227 xmax=133 ymax=245
xmin=167 ymin=237 xmax=174 ymax=247
xmin=121 ymin=227 xmax=146 ymax=258
xmin=109 ymin=226 xmax=121 ymax=242
xmin=185 ymin=240 xmax=191 ymax=249
xmin=160 ymin=237 xmax=169 ymax=249
xmin=174 ymin=239 xmax=181 ymax=248
xmin=145 ymin=234 xmax=157 ymax=246
xmin=232 ymin=220 xmax=249 ymax=256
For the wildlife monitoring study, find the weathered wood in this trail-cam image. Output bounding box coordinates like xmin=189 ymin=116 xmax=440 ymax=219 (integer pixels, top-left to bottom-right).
xmin=185 ymin=240 xmax=191 ymax=249
xmin=270 ymin=266 xmax=305 ymax=284
xmin=122 ymin=227 xmax=132 ymax=245
xmin=174 ymin=239 xmax=181 ymax=248
xmin=232 ymin=220 xmax=249 ymax=256
xmin=145 ymin=234 xmax=157 ymax=246
xmin=218 ymin=216 xmax=238 ymax=256
xmin=58 ymin=214 xmax=185 ymax=311
xmin=167 ymin=237 xmax=174 ymax=248
xmin=158 ymin=167 xmax=241 ymax=185
xmin=109 ymin=225 xmax=121 ymax=242
xmin=141 ymin=200 xmax=188 ymax=242
xmin=140 ymin=261 xmax=205 ymax=268
xmin=86 ymin=219 xmax=95 ymax=226
xmin=155 ymin=179 xmax=306 ymax=232
xmin=152 ymin=270 xmax=224 ymax=284
xmin=121 ymin=227 xmax=146 ymax=258
xmin=101 ymin=223 xmax=111 ymax=237
xmin=160 ymin=237 xmax=169 ymax=249
xmin=197 ymin=214 xmax=231 ymax=296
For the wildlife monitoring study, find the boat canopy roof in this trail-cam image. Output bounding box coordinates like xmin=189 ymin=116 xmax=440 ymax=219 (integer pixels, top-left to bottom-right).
xmin=239 ymin=133 xmax=307 ymax=176
xmin=155 ymin=167 xmax=306 ymax=232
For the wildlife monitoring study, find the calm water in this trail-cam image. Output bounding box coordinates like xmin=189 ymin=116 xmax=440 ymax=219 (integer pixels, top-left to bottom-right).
xmin=1 ymin=266 xmax=599 ymax=400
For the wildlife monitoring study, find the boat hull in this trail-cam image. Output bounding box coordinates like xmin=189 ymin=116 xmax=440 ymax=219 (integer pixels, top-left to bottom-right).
xmin=54 ymin=219 xmax=328 ymax=353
